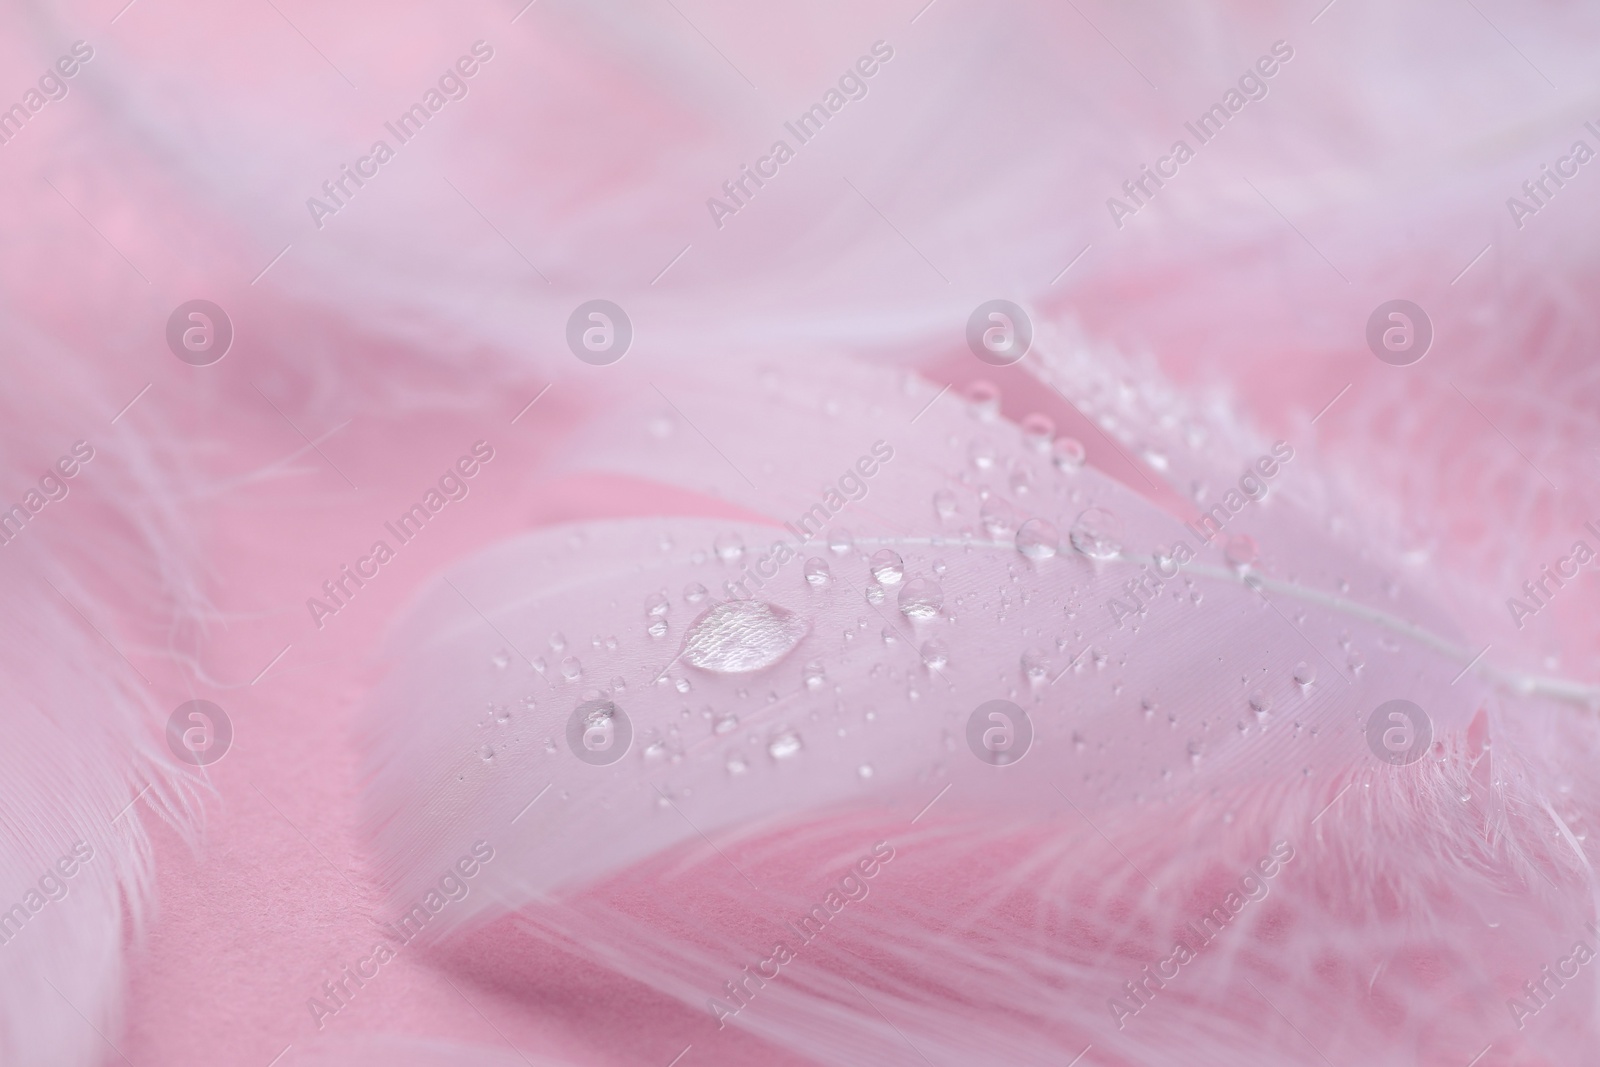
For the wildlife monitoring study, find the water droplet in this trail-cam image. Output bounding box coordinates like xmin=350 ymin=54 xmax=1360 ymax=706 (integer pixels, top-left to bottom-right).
xmin=932 ymin=559 xmax=948 ymax=577
xmin=561 ymin=656 xmax=582 ymax=680
xmin=828 ymin=529 xmax=854 ymax=555
xmin=647 ymin=619 xmax=668 ymax=638
xmin=1225 ymin=535 xmax=1259 ymax=570
xmin=684 ymin=582 xmax=708 ymax=603
xmin=549 ymin=631 xmax=567 ymax=651
xmin=899 ymin=577 xmax=944 ymax=619
xmin=1021 ymin=413 xmax=1055 ymax=452
xmin=921 ymin=639 xmax=950 ymax=670
xmin=969 ymin=439 xmax=998 ymax=470
xmin=869 ymin=549 xmax=905 ymax=586
xmin=674 ymin=676 xmax=691 ymax=694
xmin=857 ymin=764 xmax=874 ymax=780
xmin=933 ymin=490 xmax=958 ymax=520
xmin=480 ymin=744 xmax=495 ymax=760
xmin=645 ymin=592 xmax=670 ymax=618
xmin=1052 ymin=437 xmax=1087 ymax=472
xmin=768 ymin=731 xmax=804 ymax=760
xmin=714 ymin=713 xmax=739 ymax=735
xmin=966 ymin=380 xmax=1001 ymax=421
xmin=714 ymin=533 xmax=745 ymax=562
xmin=726 ymin=754 xmax=749 ymax=775
xmin=1022 ymin=650 xmax=1049 ymax=681
xmin=980 ymin=499 xmax=1018 ymax=538
xmin=491 ymin=650 xmax=510 ymax=669
xmin=1249 ymin=690 xmax=1271 ymax=720
xmin=681 ymin=601 xmax=809 ymax=674
xmin=803 ymin=661 xmax=827 ymax=690
xmin=1069 ymin=507 xmax=1123 ymax=560
xmin=1016 ymin=518 xmax=1060 ymax=560
xmin=804 ymin=557 xmax=831 ymax=587
xmin=1293 ymin=662 xmax=1315 ymax=687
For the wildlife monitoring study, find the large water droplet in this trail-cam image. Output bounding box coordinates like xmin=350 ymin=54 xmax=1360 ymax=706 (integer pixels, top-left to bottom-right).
xmin=899 ymin=577 xmax=944 ymax=619
xmin=1016 ymin=518 xmax=1060 ymax=560
xmin=1069 ymin=507 xmax=1123 ymax=560
xmin=870 ymin=549 xmax=905 ymax=586
xmin=680 ymin=601 xmax=810 ymax=674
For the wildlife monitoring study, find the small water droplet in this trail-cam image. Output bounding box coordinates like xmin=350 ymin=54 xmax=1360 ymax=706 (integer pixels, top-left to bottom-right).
xmin=804 ymin=557 xmax=831 ymax=587
xmin=561 ymin=656 xmax=582 ymax=680
xmin=549 ymin=631 xmax=567 ymax=651
xmin=684 ymin=582 xmax=709 ymax=603
xmin=966 ymin=380 xmax=1001 ymax=421
xmin=645 ymin=592 xmax=670 ymax=618
xmin=647 ymin=619 xmax=668 ymax=638
xmin=491 ymin=650 xmax=510 ymax=669
xmin=933 ymin=490 xmax=958 ymax=520
xmin=969 ymin=439 xmax=998 ymax=470
xmin=1021 ymin=413 xmax=1055 ymax=452
xmin=714 ymin=713 xmax=739 ymax=735
xmin=714 ymin=533 xmax=745 ymax=562
xmin=828 ymin=529 xmax=854 ymax=555
xmin=1052 ymin=437 xmax=1087 ymax=472
xmin=803 ymin=661 xmax=826 ymax=690
xmin=1225 ymin=534 xmax=1259 ymax=570
xmin=1022 ymin=650 xmax=1049 ymax=681
xmin=674 ymin=676 xmax=691 ymax=694
xmin=726 ymin=754 xmax=749 ymax=775
xmin=857 ymin=763 xmax=874 ymax=780
xmin=869 ymin=549 xmax=905 ymax=586
xmin=899 ymin=577 xmax=944 ymax=619
xmin=980 ymin=499 xmax=1018 ymax=538
xmin=1016 ymin=518 xmax=1060 ymax=560
xmin=1069 ymin=507 xmax=1123 ymax=560
xmin=1249 ymin=689 xmax=1271 ymax=720
xmin=921 ymin=639 xmax=950 ymax=670
xmin=768 ymin=730 xmax=804 ymax=760
xmin=1293 ymin=662 xmax=1315 ymax=687
xmin=480 ymin=744 xmax=495 ymax=761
